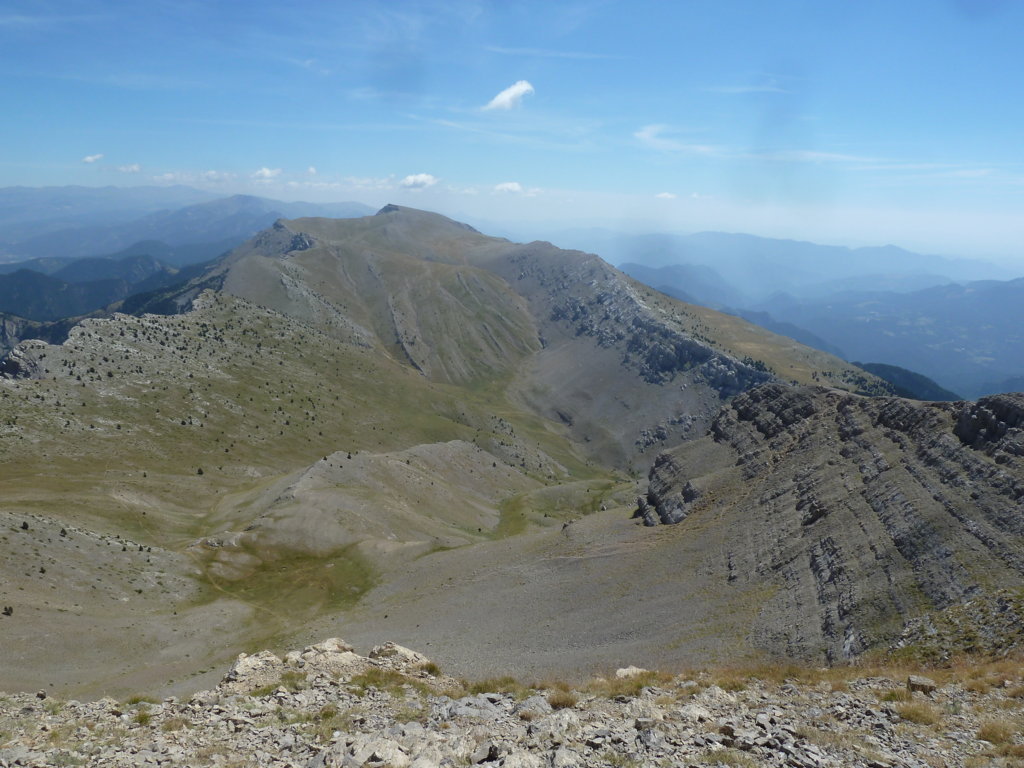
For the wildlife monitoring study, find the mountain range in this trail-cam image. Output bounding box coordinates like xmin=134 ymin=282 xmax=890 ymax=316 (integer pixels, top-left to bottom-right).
xmin=0 ymin=188 xmax=372 ymax=263
xmin=0 ymin=206 xmax=1022 ymax=701
xmin=606 ymin=234 xmax=1024 ymax=399
xmin=0 ymin=190 xmax=375 ymax=331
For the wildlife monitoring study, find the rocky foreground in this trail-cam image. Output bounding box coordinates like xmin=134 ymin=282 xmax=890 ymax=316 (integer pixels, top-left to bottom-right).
xmin=2 ymin=640 xmax=1024 ymax=767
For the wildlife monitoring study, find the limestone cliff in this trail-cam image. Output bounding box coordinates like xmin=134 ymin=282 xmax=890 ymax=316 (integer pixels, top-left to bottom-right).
xmin=640 ymin=383 xmax=1024 ymax=661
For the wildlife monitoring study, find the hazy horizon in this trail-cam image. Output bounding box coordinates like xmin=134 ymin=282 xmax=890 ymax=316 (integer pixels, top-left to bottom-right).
xmin=4 ymin=1 xmax=1024 ymax=261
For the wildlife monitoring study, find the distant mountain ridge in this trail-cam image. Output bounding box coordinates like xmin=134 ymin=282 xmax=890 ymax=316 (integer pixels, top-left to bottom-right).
xmin=2 ymin=193 xmax=374 ymax=261
xmin=0 ymin=188 xmax=375 ymax=332
xmin=559 ymin=228 xmax=1013 ymax=302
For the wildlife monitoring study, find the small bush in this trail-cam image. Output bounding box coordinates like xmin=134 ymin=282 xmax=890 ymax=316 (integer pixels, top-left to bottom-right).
xmin=133 ymin=709 xmax=152 ymax=727
xmin=547 ymin=690 xmax=578 ymax=710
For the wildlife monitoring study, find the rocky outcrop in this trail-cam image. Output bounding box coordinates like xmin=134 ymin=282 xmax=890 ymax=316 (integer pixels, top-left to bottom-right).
xmin=1 ymin=637 xmax=1021 ymax=768
xmin=0 ymin=339 xmax=49 ymax=379
xmin=639 ymin=383 xmax=1024 ymax=662
xmin=0 ymin=313 xmax=76 ymax=362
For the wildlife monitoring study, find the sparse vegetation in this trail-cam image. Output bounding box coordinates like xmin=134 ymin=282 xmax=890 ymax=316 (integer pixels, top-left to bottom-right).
xmin=896 ymin=701 xmax=940 ymax=725
xmin=546 ymin=689 xmax=577 ymax=710
xmin=977 ymin=719 xmax=1018 ymax=745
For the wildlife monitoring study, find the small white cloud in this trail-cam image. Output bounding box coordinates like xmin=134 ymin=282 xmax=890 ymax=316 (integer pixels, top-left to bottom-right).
xmin=251 ymin=167 xmax=282 ymax=180
xmin=307 ymin=166 xmax=317 ymax=175
xmin=81 ymin=153 xmax=103 ymax=163
xmin=202 ymin=170 xmax=234 ymax=182
xmin=400 ymin=173 xmax=438 ymax=189
xmin=484 ymin=80 xmax=534 ymax=110
xmin=494 ymin=181 xmax=523 ymax=193
xmin=118 ymin=163 xmax=141 ymax=173
xmin=655 ymin=192 xmax=677 ymax=199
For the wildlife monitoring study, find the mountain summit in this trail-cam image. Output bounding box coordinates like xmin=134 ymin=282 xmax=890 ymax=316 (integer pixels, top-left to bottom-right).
xmin=3 ymin=207 xmax=1011 ymax=697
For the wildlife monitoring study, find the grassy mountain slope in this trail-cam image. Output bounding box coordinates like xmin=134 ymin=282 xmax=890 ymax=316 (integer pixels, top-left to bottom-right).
xmin=0 ymin=206 xmax=895 ymax=696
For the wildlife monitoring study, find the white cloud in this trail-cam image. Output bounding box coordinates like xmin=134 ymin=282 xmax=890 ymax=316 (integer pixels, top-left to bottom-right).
xmin=151 ymin=169 xmax=235 ymax=184
xmin=634 ymin=125 xmax=716 ymax=154
xmin=251 ymin=167 xmax=282 ymax=180
xmin=81 ymin=153 xmax=103 ymax=163
xmin=118 ymin=163 xmax=141 ymax=173
xmin=307 ymin=166 xmax=317 ymax=175
xmin=494 ymin=181 xmax=523 ymax=193
xmin=400 ymin=173 xmax=438 ymax=189
xmin=484 ymin=80 xmax=535 ymax=110
xmin=655 ymin=192 xmax=677 ymax=199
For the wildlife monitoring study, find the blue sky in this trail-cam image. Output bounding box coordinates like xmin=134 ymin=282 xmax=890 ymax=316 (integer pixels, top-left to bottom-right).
xmin=3 ymin=0 xmax=1024 ymax=259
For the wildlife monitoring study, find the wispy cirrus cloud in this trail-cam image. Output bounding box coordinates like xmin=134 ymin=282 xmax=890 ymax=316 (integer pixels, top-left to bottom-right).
xmin=0 ymin=13 xmax=96 ymax=27
xmin=654 ymin=192 xmax=677 ymax=199
xmin=752 ymin=150 xmax=879 ymax=164
xmin=117 ymin=163 xmax=141 ymax=173
xmin=81 ymin=153 xmax=103 ymax=163
xmin=633 ymin=125 xmax=717 ymax=154
xmin=704 ymin=84 xmax=790 ymax=94
xmin=483 ymin=80 xmax=534 ymax=110
xmin=485 ymin=45 xmax=622 ymax=60
xmin=152 ymin=169 xmax=236 ymax=184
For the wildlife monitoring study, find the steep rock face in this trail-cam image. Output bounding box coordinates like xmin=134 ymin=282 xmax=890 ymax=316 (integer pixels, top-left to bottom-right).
xmin=0 ymin=313 xmax=77 ymax=361
xmin=641 ymin=383 xmax=1024 ymax=661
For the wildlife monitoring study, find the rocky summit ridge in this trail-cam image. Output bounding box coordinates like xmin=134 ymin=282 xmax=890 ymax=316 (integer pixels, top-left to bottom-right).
xmin=4 ymin=636 xmax=1024 ymax=768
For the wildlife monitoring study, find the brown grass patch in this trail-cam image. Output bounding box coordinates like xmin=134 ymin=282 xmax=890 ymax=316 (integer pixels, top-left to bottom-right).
xmin=896 ymin=702 xmax=940 ymax=725
xmin=547 ymin=690 xmax=578 ymax=710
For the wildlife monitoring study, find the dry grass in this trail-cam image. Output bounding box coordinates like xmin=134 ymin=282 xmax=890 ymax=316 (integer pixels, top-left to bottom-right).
xmin=879 ymin=688 xmax=912 ymax=703
xmin=462 ymin=675 xmax=533 ymax=700
xmin=418 ymin=661 xmax=441 ymax=677
xmin=161 ymin=717 xmax=189 ymax=732
xmin=547 ymin=690 xmax=578 ymax=710
xmin=895 ymin=702 xmax=940 ymax=725
xmin=348 ymin=667 xmax=434 ymax=698
xmin=694 ymin=748 xmax=757 ymax=766
xmin=977 ymin=719 xmax=1018 ymax=745
xmin=584 ymin=670 xmax=675 ymax=698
